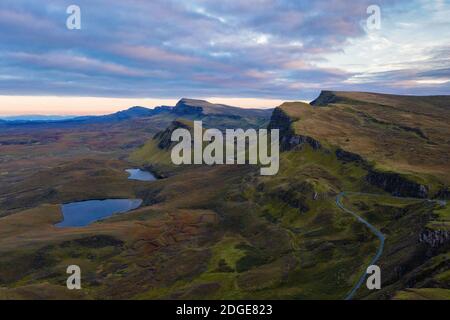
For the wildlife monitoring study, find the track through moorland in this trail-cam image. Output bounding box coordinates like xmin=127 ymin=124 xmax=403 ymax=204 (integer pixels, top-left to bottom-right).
xmin=336 ymin=191 xmax=447 ymax=300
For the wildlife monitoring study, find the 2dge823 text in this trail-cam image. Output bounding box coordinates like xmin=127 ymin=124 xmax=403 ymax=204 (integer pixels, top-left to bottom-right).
xmin=220 ymin=304 xmax=273 ymax=316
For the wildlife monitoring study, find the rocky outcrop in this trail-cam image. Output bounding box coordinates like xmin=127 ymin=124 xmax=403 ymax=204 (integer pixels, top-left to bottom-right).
xmin=335 ymin=148 xmax=364 ymax=163
xmin=267 ymin=107 xmax=294 ymax=135
xmin=288 ymin=135 xmax=321 ymax=150
xmin=436 ymin=187 xmax=450 ymax=200
xmin=310 ymin=91 xmax=343 ymax=107
xmin=268 ymin=107 xmax=321 ymax=151
xmin=173 ymin=99 xmax=204 ymax=115
xmin=366 ymin=170 xmax=429 ymax=198
xmin=153 ymin=120 xmax=192 ymax=150
xmin=153 ymin=105 xmax=173 ymax=113
xmin=419 ymin=229 xmax=450 ymax=248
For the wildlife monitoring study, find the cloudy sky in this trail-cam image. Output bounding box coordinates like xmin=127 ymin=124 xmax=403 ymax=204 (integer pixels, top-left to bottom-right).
xmin=0 ymin=0 xmax=449 ymax=115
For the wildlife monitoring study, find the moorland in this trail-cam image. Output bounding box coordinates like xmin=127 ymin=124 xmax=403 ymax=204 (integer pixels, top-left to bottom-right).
xmin=0 ymin=92 xmax=448 ymax=300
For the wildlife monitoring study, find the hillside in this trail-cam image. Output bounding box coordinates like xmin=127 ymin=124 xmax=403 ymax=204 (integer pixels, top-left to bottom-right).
xmin=277 ymin=91 xmax=450 ymax=191
xmin=264 ymin=91 xmax=450 ymax=299
xmin=126 ymin=92 xmax=449 ymax=299
xmin=129 ymin=119 xmax=194 ymax=175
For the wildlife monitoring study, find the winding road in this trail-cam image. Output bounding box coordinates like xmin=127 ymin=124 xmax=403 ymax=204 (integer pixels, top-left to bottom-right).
xmin=335 ymin=191 xmax=446 ymax=300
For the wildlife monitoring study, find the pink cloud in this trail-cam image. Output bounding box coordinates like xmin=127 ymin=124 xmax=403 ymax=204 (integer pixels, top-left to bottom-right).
xmin=109 ymin=45 xmax=200 ymax=65
xmin=10 ymin=52 xmax=146 ymax=77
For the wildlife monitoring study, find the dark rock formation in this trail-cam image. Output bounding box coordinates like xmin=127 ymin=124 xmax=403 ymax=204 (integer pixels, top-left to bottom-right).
xmin=335 ymin=148 xmax=364 ymax=163
xmin=419 ymin=229 xmax=450 ymax=248
xmin=173 ymin=99 xmax=204 ymax=115
xmin=268 ymin=107 xmax=321 ymax=151
xmin=310 ymin=91 xmax=343 ymax=106
xmin=267 ymin=107 xmax=293 ymax=135
xmin=153 ymin=120 xmax=191 ymax=150
xmin=153 ymin=105 xmax=173 ymax=113
xmin=287 ymin=135 xmax=322 ymax=150
xmin=366 ymin=170 xmax=429 ymax=198
xmin=436 ymin=187 xmax=450 ymax=200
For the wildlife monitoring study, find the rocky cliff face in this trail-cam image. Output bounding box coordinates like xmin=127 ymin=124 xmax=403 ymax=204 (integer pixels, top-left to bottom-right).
xmin=366 ymin=170 xmax=429 ymax=198
xmin=310 ymin=91 xmax=344 ymax=106
xmin=173 ymin=99 xmax=204 ymax=115
xmin=153 ymin=120 xmax=192 ymax=150
xmin=419 ymin=229 xmax=450 ymax=248
xmin=268 ymin=106 xmax=435 ymax=199
xmin=268 ymin=107 xmax=321 ymax=151
xmin=335 ymin=148 xmax=365 ymax=164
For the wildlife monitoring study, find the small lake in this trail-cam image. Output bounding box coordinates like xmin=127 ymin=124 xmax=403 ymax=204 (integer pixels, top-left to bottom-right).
xmin=56 ymin=199 xmax=143 ymax=227
xmin=125 ymin=169 xmax=157 ymax=181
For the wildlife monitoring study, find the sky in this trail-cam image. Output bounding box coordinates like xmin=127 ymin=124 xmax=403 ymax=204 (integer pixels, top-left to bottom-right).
xmin=0 ymin=0 xmax=449 ymax=115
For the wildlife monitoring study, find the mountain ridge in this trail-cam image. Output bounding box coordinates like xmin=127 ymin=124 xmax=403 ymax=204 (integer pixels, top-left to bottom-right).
xmin=1 ymin=99 xmax=273 ymax=126
xmin=275 ymin=91 xmax=450 ymax=188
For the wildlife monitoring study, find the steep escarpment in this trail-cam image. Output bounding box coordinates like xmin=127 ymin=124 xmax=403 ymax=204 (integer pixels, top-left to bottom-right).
xmin=153 ymin=119 xmax=193 ymax=150
xmin=268 ymin=102 xmax=434 ymax=198
xmin=366 ymin=170 xmax=429 ymax=198
xmin=268 ymin=106 xmax=322 ymax=151
xmin=281 ymin=92 xmax=450 ymax=189
xmin=265 ymin=94 xmax=450 ymax=299
xmin=310 ymin=90 xmax=348 ymax=106
xmin=419 ymin=229 xmax=450 ymax=248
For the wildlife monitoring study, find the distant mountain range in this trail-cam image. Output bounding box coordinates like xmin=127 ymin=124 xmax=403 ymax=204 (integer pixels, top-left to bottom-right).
xmin=0 ymin=99 xmax=273 ymax=126
xmin=0 ymin=115 xmax=76 ymax=122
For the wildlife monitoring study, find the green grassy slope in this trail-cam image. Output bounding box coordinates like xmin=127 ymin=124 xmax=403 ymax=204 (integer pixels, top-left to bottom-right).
xmin=283 ymin=92 xmax=450 ymax=188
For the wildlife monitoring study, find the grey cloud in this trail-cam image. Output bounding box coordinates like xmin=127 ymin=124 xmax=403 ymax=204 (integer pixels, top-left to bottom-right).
xmin=0 ymin=0 xmax=448 ymax=99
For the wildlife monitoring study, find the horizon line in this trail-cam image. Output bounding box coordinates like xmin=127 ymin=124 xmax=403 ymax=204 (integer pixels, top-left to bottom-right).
xmin=0 ymin=95 xmax=298 ymax=117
